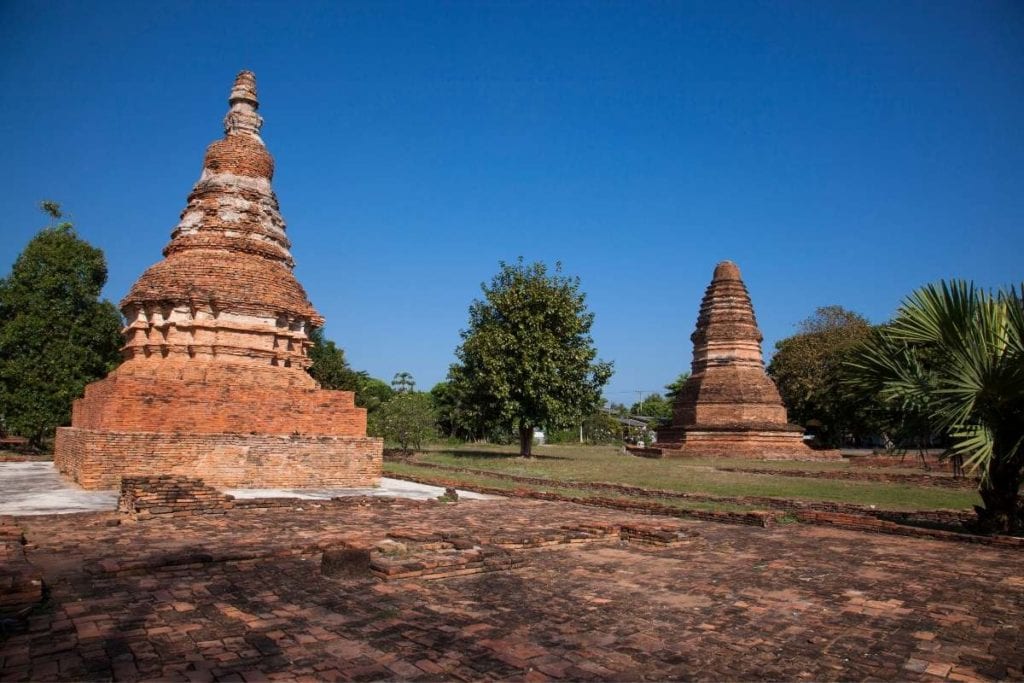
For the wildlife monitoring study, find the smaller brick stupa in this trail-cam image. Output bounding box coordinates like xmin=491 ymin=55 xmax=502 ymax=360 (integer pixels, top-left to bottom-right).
xmin=55 ymin=71 xmax=383 ymax=489
xmin=653 ymin=261 xmax=840 ymax=460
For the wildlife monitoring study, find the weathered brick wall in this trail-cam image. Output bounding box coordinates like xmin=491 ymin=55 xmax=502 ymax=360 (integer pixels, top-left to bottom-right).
xmin=55 ymin=428 xmax=382 ymax=490
xmin=796 ymin=511 xmax=1024 ymax=548
xmin=651 ymin=429 xmax=840 ymax=460
xmin=119 ymin=476 xmax=235 ymax=518
xmin=69 ymin=375 xmax=366 ymax=436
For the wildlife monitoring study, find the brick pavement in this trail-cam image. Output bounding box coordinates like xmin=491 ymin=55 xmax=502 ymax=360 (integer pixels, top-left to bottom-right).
xmin=2 ymin=497 xmax=1022 ymax=681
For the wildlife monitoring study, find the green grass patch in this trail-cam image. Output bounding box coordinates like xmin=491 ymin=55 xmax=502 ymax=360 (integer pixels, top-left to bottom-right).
xmin=411 ymin=443 xmax=980 ymax=511
xmin=384 ymin=461 xmax=757 ymax=514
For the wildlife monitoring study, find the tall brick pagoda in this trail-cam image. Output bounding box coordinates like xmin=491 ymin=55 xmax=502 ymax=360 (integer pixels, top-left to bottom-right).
xmin=55 ymin=71 xmax=383 ymax=489
xmin=653 ymin=261 xmax=839 ymax=460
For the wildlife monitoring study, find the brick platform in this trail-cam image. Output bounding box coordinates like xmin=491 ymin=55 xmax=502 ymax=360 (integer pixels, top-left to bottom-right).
xmin=3 ymin=499 xmax=1023 ymax=680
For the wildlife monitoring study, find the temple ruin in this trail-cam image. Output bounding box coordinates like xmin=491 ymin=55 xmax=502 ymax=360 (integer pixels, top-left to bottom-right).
xmin=54 ymin=71 xmax=383 ymax=489
xmin=653 ymin=261 xmax=840 ymax=460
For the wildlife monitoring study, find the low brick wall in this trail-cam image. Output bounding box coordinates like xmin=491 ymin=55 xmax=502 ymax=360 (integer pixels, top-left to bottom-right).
xmin=848 ymin=453 xmax=956 ymax=471
xmin=715 ymin=466 xmax=977 ymax=490
xmin=115 ymin=475 xmax=403 ymax=522
xmin=56 ymin=428 xmax=382 ymax=490
xmin=119 ymin=476 xmax=236 ymax=518
xmin=388 ymin=466 xmax=1017 ymax=547
xmin=797 ymin=511 xmax=1024 ymax=549
xmin=649 ymin=430 xmax=842 ymax=461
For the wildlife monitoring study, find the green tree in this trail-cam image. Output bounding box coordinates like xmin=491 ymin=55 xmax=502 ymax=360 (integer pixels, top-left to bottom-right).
xmin=371 ymin=392 xmax=437 ymax=452
xmin=846 ymin=281 xmax=1024 ymax=533
xmin=768 ymin=306 xmax=877 ymax=447
xmin=581 ymin=409 xmax=622 ymax=444
xmin=629 ymin=392 xmax=673 ymax=420
xmin=0 ymin=203 xmax=122 ymax=447
xmin=664 ymin=372 xmax=689 ymax=401
xmin=306 ymin=328 xmax=395 ymax=410
xmin=430 ymin=380 xmax=481 ymax=441
xmin=357 ymin=377 xmax=395 ymax=413
xmin=391 ymin=371 xmax=416 ymax=394
xmin=307 ymin=327 xmax=362 ymax=390
xmin=449 ymin=259 xmax=613 ymax=456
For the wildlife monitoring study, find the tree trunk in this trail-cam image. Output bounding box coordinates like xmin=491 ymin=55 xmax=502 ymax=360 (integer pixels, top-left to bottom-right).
xmin=975 ymin=455 xmax=1023 ymax=534
xmin=518 ymin=425 xmax=534 ymax=457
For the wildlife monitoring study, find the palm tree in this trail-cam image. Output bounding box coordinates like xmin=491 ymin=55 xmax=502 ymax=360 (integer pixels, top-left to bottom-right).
xmin=846 ymin=280 xmax=1024 ymax=533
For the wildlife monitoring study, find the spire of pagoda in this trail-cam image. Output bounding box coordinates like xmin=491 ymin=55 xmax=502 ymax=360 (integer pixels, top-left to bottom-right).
xmin=690 ymin=260 xmax=765 ymax=373
xmin=224 ymin=70 xmax=264 ymax=139
xmin=669 ymin=260 xmax=788 ymax=429
xmin=119 ymin=70 xmax=322 ymax=371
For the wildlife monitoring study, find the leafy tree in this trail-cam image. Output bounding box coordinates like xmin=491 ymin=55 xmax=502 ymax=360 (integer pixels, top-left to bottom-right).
xmin=582 ymin=409 xmax=622 ymax=444
xmin=768 ymin=306 xmax=877 ymax=447
xmin=430 ymin=380 xmax=484 ymax=441
xmin=357 ymin=377 xmax=395 ymax=413
xmin=607 ymin=401 xmax=629 ymax=417
xmin=307 ymin=327 xmax=361 ymax=390
xmin=846 ymin=281 xmax=1024 ymax=533
xmin=664 ymin=372 xmax=689 ymax=401
xmin=306 ymin=329 xmax=397 ymax=414
xmin=430 ymin=381 xmax=457 ymax=437
xmin=629 ymin=392 xmax=673 ymax=420
xmin=449 ymin=259 xmax=613 ymax=456
xmin=0 ymin=203 xmax=122 ymax=446
xmin=391 ymin=371 xmax=416 ymax=394
xmin=371 ymin=392 xmax=437 ymax=452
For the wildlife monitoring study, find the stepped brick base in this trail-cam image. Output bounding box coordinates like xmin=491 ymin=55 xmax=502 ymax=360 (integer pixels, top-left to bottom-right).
xmin=67 ymin=368 xmax=369 ymax=436
xmin=650 ymin=426 xmax=840 ymax=460
xmin=55 ymin=428 xmax=382 ymax=490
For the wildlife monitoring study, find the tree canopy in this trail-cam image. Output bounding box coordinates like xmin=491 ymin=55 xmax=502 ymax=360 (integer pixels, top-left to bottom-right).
xmin=768 ymin=306 xmax=876 ymax=447
xmin=371 ymin=391 xmax=437 ymax=452
xmin=630 ymin=392 xmax=672 ymax=421
xmin=448 ymin=259 xmax=613 ymax=456
xmin=391 ymin=371 xmax=416 ymax=394
xmin=307 ymin=327 xmax=362 ymax=391
xmin=0 ymin=204 xmax=123 ymax=446
xmin=664 ymin=372 xmax=689 ymax=401
xmin=307 ymin=327 xmax=394 ymax=411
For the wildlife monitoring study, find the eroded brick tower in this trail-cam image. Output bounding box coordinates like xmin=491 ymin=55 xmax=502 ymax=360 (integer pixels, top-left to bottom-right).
xmin=654 ymin=261 xmax=839 ymax=460
xmin=55 ymin=71 xmax=383 ymax=489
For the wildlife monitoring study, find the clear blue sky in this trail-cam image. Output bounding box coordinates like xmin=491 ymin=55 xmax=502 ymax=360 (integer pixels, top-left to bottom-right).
xmin=2 ymin=1 xmax=1022 ymax=403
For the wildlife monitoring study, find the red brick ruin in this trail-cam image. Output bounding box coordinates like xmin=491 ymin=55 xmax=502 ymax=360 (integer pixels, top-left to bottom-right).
xmin=55 ymin=71 xmax=383 ymax=489
xmin=654 ymin=261 xmax=840 ymax=460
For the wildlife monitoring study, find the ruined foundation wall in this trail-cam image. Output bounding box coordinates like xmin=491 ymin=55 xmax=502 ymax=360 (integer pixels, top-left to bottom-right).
xmin=70 ymin=375 xmax=366 ymax=436
xmin=657 ymin=429 xmax=840 ymax=460
xmin=55 ymin=428 xmax=382 ymax=490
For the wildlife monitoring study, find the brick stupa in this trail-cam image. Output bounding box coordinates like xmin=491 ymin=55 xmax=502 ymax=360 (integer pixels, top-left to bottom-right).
xmin=653 ymin=261 xmax=840 ymax=460
xmin=55 ymin=71 xmax=383 ymax=489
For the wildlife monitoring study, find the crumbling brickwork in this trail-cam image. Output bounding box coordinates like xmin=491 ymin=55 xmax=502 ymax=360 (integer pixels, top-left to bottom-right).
xmin=654 ymin=261 xmax=839 ymax=460
xmin=55 ymin=71 xmax=383 ymax=488
xmin=118 ymin=476 xmax=234 ymax=518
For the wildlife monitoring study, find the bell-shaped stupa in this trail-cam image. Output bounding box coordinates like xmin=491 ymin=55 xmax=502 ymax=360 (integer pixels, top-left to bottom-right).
xmin=55 ymin=71 xmax=383 ymax=488
xmin=654 ymin=261 xmax=839 ymax=459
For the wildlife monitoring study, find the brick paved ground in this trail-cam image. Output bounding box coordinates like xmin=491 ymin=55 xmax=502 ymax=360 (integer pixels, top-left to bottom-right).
xmin=2 ymin=498 xmax=1022 ymax=681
